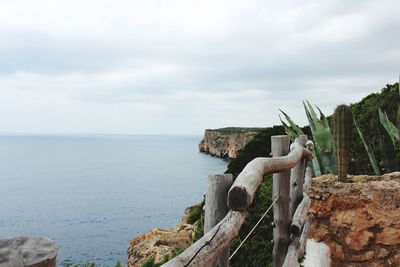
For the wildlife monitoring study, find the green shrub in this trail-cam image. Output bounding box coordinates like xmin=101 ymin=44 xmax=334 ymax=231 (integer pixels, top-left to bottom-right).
xmin=140 ymin=247 xmax=186 ymax=267
xmin=141 ymin=256 xmax=158 ymax=267
xmin=350 ymin=82 xmax=400 ymax=174
xmin=192 ymin=212 xmax=204 ymax=242
xmin=186 ymin=200 xmax=204 ymax=225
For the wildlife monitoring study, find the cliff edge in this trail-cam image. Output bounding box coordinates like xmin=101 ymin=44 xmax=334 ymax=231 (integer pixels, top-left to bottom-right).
xmin=198 ymin=128 xmax=261 ymax=159
xmin=127 ymin=203 xmax=202 ymax=267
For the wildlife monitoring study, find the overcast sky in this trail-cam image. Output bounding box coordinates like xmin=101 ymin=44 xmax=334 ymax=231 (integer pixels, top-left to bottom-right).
xmin=0 ymin=0 xmax=399 ymax=135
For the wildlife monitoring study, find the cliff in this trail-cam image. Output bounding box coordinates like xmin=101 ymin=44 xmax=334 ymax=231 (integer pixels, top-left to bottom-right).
xmin=308 ymin=172 xmax=400 ymax=266
xmin=198 ymin=128 xmax=260 ymax=159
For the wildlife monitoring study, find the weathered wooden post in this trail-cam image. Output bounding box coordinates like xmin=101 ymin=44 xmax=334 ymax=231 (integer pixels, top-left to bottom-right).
xmin=204 ymin=174 xmax=234 ymax=267
xmin=289 ymin=135 xmax=308 ymax=216
xmin=0 ymin=236 xmax=58 ymax=267
xmin=272 ymin=135 xmax=291 ymax=267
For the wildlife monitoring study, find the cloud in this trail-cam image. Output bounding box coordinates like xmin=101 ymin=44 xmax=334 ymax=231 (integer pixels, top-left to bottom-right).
xmin=0 ymin=0 xmax=399 ymax=134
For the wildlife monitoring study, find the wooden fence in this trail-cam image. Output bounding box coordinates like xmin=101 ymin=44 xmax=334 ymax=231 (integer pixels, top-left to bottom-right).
xmin=162 ymin=135 xmax=313 ymax=267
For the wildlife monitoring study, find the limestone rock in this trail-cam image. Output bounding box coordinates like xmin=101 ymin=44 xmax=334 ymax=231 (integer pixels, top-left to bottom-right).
xmin=350 ymin=250 xmax=374 ymax=262
xmin=127 ymin=203 xmax=201 ymax=267
xmin=198 ymin=129 xmax=257 ymax=159
xmin=308 ymin=172 xmax=400 ymax=267
xmin=325 ymin=240 xmax=345 ymax=261
xmin=377 ymin=248 xmax=389 ymax=259
xmin=345 ymin=229 xmax=373 ymax=251
xmin=309 ymin=222 xmax=329 ymax=242
xmin=376 ymin=227 xmax=400 ymax=245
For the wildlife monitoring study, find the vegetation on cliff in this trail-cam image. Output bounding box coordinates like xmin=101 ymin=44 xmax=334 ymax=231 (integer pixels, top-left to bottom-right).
xmin=350 ymin=82 xmax=400 ymax=174
xmin=207 ymin=127 xmax=268 ymax=135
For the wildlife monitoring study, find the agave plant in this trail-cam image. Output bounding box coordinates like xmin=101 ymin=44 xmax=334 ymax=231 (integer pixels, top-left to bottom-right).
xmin=279 ymin=101 xmax=336 ymax=176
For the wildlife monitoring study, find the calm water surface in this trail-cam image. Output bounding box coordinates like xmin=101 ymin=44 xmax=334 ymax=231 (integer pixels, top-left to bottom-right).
xmin=0 ymin=135 xmax=227 ymax=266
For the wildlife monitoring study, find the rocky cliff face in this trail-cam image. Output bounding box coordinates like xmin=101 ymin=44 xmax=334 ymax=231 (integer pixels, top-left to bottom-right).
xmin=127 ymin=204 xmax=201 ymax=267
xmin=198 ymin=129 xmax=257 ymax=159
xmin=308 ymin=172 xmax=400 ymax=267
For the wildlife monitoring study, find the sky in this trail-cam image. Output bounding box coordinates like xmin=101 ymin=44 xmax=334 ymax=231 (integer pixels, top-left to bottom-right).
xmin=0 ymin=0 xmax=399 ymax=135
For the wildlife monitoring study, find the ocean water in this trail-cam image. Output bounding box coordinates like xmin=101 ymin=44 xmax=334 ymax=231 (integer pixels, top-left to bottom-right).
xmin=0 ymin=135 xmax=227 ymax=266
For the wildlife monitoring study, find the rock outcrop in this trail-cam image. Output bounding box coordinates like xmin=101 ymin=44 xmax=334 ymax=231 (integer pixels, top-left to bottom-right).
xmin=308 ymin=172 xmax=400 ymax=266
xmin=127 ymin=204 xmax=201 ymax=267
xmin=198 ymin=129 xmax=257 ymax=159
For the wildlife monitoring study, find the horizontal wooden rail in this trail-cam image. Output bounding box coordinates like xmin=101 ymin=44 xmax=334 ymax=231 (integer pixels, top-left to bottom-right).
xmin=162 ymin=211 xmax=246 ymax=267
xmin=228 ymin=139 xmax=312 ymax=211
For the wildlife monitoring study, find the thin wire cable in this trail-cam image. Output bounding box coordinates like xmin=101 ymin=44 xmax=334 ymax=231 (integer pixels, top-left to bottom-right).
xmin=229 ymin=196 xmax=280 ymax=261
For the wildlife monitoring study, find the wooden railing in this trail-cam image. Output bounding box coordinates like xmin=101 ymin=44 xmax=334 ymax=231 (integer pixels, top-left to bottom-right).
xmin=162 ymin=135 xmax=313 ymax=267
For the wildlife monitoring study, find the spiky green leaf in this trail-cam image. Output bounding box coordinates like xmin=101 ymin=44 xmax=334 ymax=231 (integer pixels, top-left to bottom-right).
xmin=303 ymin=101 xmax=316 ymax=133
xmin=379 ymin=108 xmax=399 ymax=144
xmin=305 ymin=100 xmax=325 ymax=131
xmin=279 ymin=109 xmax=304 ymax=136
xmin=316 ymin=106 xmax=330 ymax=129
xmin=279 ymin=115 xmax=299 ymax=141
xmin=306 ymin=100 xmax=319 ymax=125
xmin=354 ymin=118 xmax=381 ymax=175
xmin=311 ymin=150 xmax=322 ymax=177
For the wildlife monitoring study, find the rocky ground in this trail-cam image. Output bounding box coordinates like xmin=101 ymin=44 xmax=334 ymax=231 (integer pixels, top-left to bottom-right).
xmin=308 ymin=172 xmax=400 ymax=267
xmin=127 ymin=204 xmax=201 ymax=267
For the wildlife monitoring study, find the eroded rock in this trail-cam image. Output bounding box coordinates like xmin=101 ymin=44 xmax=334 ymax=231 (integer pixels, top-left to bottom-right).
xmin=198 ymin=129 xmax=257 ymax=159
xmin=127 ymin=204 xmax=201 ymax=267
xmin=376 ymin=227 xmax=400 ymax=245
xmin=308 ymin=172 xmax=400 ymax=266
xmin=345 ymin=229 xmax=373 ymax=251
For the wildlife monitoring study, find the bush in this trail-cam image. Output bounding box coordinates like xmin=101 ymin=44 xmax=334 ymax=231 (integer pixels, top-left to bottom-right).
xmin=350 ymin=82 xmax=400 ymax=174
xmin=140 ymin=248 xmax=186 ymax=267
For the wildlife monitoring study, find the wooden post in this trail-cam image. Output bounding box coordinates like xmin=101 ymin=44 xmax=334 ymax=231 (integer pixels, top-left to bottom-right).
xmin=272 ymin=135 xmax=291 ymax=267
xmin=0 ymin=236 xmax=58 ymax=267
xmin=289 ymin=135 xmax=307 ymax=217
xmin=204 ymin=174 xmax=234 ymax=267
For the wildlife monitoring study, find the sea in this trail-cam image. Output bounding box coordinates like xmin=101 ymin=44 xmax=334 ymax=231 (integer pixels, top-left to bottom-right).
xmin=0 ymin=134 xmax=228 ymax=266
